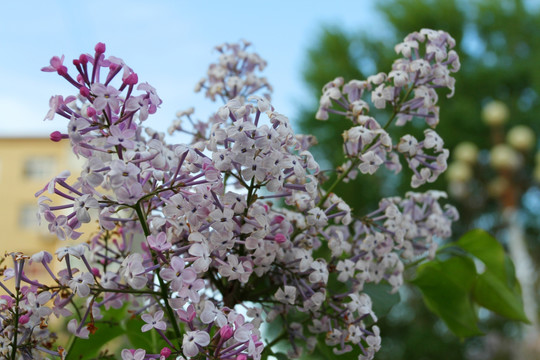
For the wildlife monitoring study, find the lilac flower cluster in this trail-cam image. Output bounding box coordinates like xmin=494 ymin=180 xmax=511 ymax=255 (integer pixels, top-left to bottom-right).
xmin=1 ymin=30 xmax=459 ymax=360
xmin=317 ymin=29 xmax=459 ymax=188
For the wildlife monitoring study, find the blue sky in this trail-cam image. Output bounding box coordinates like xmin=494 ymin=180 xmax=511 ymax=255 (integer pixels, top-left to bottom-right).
xmin=0 ymin=0 xmax=382 ymax=139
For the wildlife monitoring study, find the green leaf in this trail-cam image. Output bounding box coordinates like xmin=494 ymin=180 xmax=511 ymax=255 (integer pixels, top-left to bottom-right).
xmin=273 ymin=353 xmax=291 ymax=360
xmin=473 ymin=271 xmax=529 ymax=323
xmin=68 ymin=323 xmax=124 ymax=359
xmin=412 ymin=256 xmax=482 ymax=337
xmin=457 ymin=229 xmax=506 ymax=280
xmin=456 ymin=229 xmax=529 ymax=323
xmin=363 ymin=282 xmax=400 ymax=318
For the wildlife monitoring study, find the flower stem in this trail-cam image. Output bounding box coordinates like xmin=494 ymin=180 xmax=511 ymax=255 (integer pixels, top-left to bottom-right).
xmin=134 ymin=203 xmax=182 ymax=346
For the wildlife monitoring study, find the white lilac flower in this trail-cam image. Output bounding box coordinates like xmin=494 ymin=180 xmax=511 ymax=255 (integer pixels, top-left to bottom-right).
xmin=141 ymin=310 xmax=167 ymax=332
xmin=159 ymin=256 xmax=196 ymax=292
xmin=200 ymin=301 xmax=227 ymax=326
xmin=24 ymin=291 xmax=53 ymax=318
xmin=121 ymin=349 xmax=146 ymax=360
xmin=358 ymin=151 xmax=384 ymax=175
xmin=147 ymin=232 xmax=171 ymax=252
xmin=336 ymin=259 xmax=356 ymax=282
xmin=122 ymin=254 xmax=147 ymax=290
xmin=91 ymin=83 xmax=121 ymax=113
xmin=73 ymin=194 xmax=99 ymax=223
xmin=178 ymin=278 xmax=205 ymax=302
xmin=274 ymin=285 xmax=296 ymax=305
xmin=309 ymin=260 xmax=329 ymax=284
xmin=182 ymin=330 xmax=210 ymax=358
xmin=56 ymin=244 xmax=88 ymax=260
xmin=69 ymin=272 xmax=94 ymax=297
xmin=188 ymin=242 xmax=211 ymax=273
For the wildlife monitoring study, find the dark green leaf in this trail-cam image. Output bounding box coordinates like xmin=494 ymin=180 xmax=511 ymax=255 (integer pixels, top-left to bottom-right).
xmin=457 ymin=229 xmax=529 ymax=323
xmin=68 ymin=323 xmax=124 ymax=359
xmin=412 ymin=256 xmax=482 ymax=337
xmin=473 ymin=271 xmax=529 ymax=323
xmin=364 ymin=282 xmax=401 ymax=318
xmin=273 ymin=353 xmax=290 ymax=360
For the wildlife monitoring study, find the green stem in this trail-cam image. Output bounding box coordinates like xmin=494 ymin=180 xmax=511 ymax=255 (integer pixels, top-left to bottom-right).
xmin=134 ymin=203 xmax=183 ymax=346
xmin=246 ymin=177 xmax=256 ymax=208
xmin=317 ymin=158 xmax=360 ymax=208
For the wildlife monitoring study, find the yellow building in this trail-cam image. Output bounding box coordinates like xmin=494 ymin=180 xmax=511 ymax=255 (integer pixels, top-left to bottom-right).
xmin=0 ymin=137 xmax=83 ymax=281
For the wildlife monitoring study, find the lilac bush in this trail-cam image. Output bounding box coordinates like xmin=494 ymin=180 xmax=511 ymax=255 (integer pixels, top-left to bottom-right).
xmin=1 ymin=29 xmax=459 ymax=359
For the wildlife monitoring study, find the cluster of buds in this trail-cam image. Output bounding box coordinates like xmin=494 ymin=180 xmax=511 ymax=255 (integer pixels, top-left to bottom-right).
xmin=1 ymin=30 xmax=459 ymax=360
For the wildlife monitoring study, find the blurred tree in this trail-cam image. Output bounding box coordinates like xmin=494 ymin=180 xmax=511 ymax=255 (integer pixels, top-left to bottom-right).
xmin=297 ymin=0 xmax=540 ymax=359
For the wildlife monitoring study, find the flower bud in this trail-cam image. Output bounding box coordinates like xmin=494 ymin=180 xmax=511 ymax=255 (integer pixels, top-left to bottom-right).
xmin=86 ymin=107 xmax=97 ymax=117
xmin=95 ymin=42 xmax=106 ymax=54
xmin=79 ymin=86 xmax=90 ymax=97
xmin=124 ymin=73 xmax=139 ymax=85
xmin=57 ymin=66 xmax=68 ymax=77
xmin=160 ymin=347 xmax=172 ymax=358
xmin=50 ymin=131 xmax=63 ymax=142
xmin=482 ymin=100 xmax=509 ymax=126
xmin=79 ymin=54 xmax=88 ymax=64
xmin=507 ymin=125 xmax=535 ymax=152
xmin=18 ymin=314 xmax=30 ymax=325
xmin=220 ymin=324 xmax=233 ymax=340
xmin=274 ymin=233 xmax=287 ymax=244
xmin=91 ymin=267 xmax=100 ymax=277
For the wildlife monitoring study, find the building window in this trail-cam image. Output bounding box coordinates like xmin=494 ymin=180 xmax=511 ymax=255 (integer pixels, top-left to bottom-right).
xmin=19 ymin=204 xmax=39 ymax=230
xmin=23 ymin=157 xmax=56 ymax=180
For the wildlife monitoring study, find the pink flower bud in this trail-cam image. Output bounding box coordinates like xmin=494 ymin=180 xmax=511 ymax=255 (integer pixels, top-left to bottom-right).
xmin=50 ymin=131 xmax=63 ymax=142
xmin=80 ymin=86 xmax=90 ymax=97
xmin=160 ymin=347 xmax=172 ymax=358
xmin=95 ymin=42 xmax=106 ymax=54
xmin=272 ymin=215 xmax=285 ymax=224
xmin=19 ymin=314 xmax=30 ymax=325
xmin=73 ymin=59 xmax=80 ymax=66
xmin=220 ymin=324 xmax=233 ymax=340
xmin=274 ymin=233 xmax=287 ymax=244
xmin=79 ymin=54 xmax=88 ymax=64
xmin=57 ymin=66 xmax=68 ymax=76
xmin=236 ymin=355 xmax=247 ymax=360
xmin=91 ymin=267 xmax=100 ymax=277
xmin=86 ymin=107 xmax=97 ymax=117
xmin=124 ymin=73 xmax=138 ymax=85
